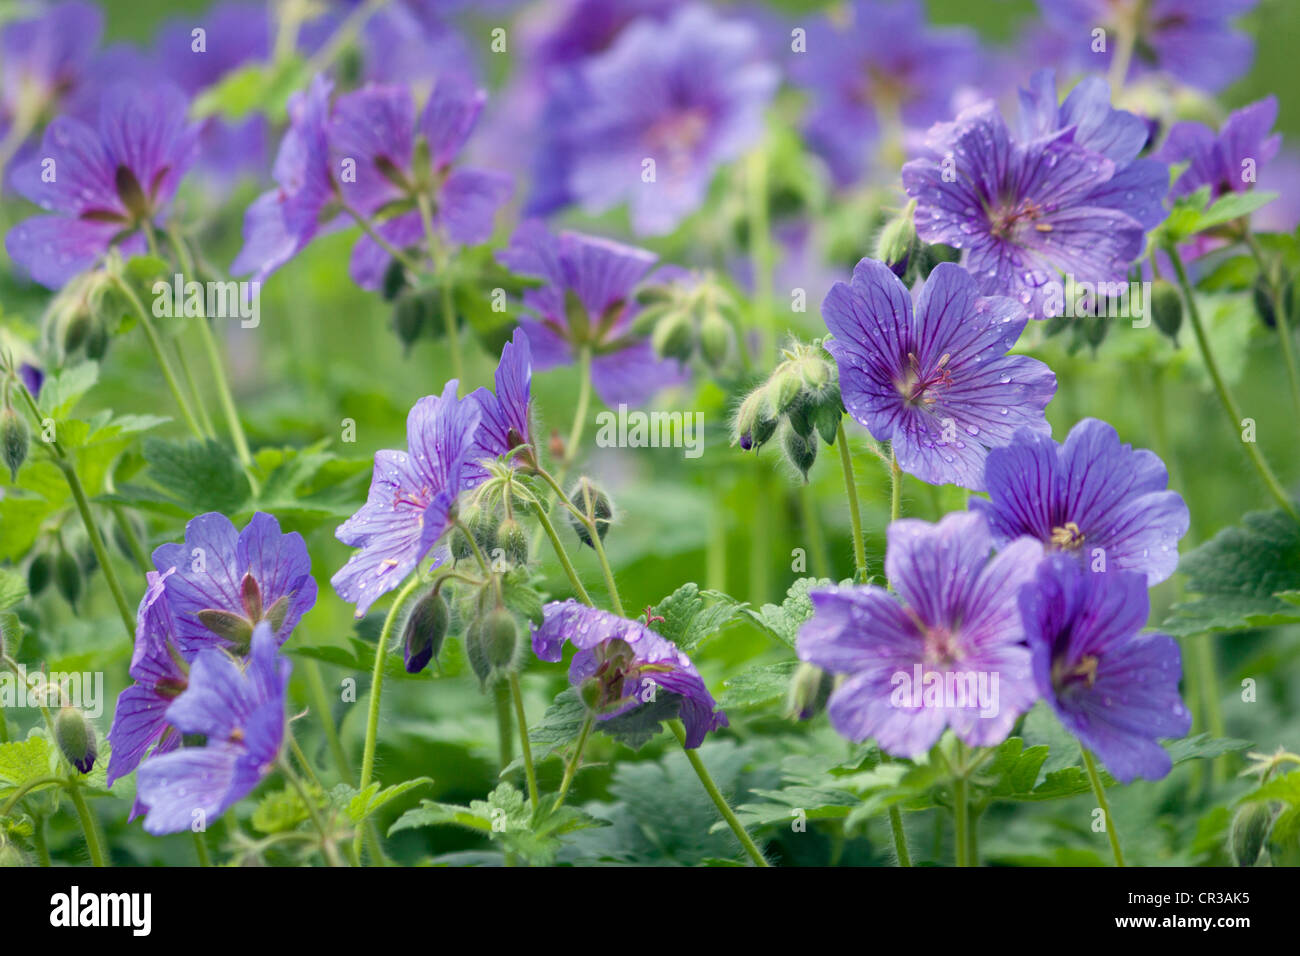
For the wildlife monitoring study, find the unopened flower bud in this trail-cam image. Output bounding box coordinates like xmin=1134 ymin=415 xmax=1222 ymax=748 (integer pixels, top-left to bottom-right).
xmin=785 ymin=662 xmax=833 ymax=721
xmin=27 ymin=552 xmax=51 ymax=596
xmin=769 ymin=366 xmax=802 ymax=415
xmin=698 ymin=309 xmax=734 ymax=368
xmin=54 ymin=706 xmax=97 ymax=774
xmin=392 ymin=292 xmax=427 ymax=352
xmin=652 ymin=310 xmax=695 ymax=362
xmin=1149 ymin=280 xmax=1182 ymax=343
xmin=54 ymin=550 xmax=82 ymax=611
xmin=402 ymin=590 xmax=450 ymax=674
xmin=568 ymin=478 xmax=612 ymax=549
xmin=482 ymin=608 xmax=519 ymax=671
xmin=1 ymin=406 xmax=29 ymax=482
xmin=497 ymin=517 xmax=528 ymax=568
xmin=875 ymin=201 xmax=918 ymax=278
xmin=1252 ymin=273 xmax=1295 ymax=331
xmin=0 ymin=842 xmax=27 ymax=867
xmin=1230 ymin=801 xmax=1275 ymax=867
xmin=782 ymin=426 xmax=817 ymax=481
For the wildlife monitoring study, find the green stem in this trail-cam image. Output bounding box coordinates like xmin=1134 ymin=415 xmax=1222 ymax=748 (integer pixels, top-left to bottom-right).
xmin=173 ymin=340 xmax=216 ymax=437
xmin=670 ymin=719 xmax=768 ymax=867
xmin=111 ymin=503 xmax=151 ymax=573
xmin=61 ymin=460 xmax=136 ymax=640
xmin=32 ymin=815 xmax=50 ymax=867
xmin=494 ymin=681 xmax=514 ymax=773
xmin=342 ymin=204 xmax=425 ymax=275
xmin=564 ymin=348 xmax=593 ymax=472
xmin=953 ymin=742 xmax=969 ymax=867
xmin=530 ymin=498 xmax=593 ymax=605
xmin=280 ymin=753 xmax=343 ymax=866
xmin=552 ymin=713 xmax=594 ymax=812
xmin=352 ymin=575 xmax=422 ymax=862
xmin=799 ymin=483 xmax=830 ymax=579
xmin=191 ymin=831 xmax=212 ymax=867
xmin=1242 ymin=229 xmax=1300 ymax=431
xmin=588 ymin=527 xmax=624 ymax=617
xmin=509 ymin=673 xmax=539 ymax=811
xmin=0 ymin=775 xmax=64 ymax=817
xmin=889 ymin=448 xmax=902 ymax=523
xmin=66 ymin=781 xmax=107 ymax=867
xmin=836 ymin=419 xmax=867 ymax=579
xmin=746 ymin=149 xmax=775 ymax=366
xmin=113 ymin=278 xmax=204 ymax=440
xmin=305 ymin=659 xmax=351 ymax=780
xmin=1083 ymin=748 xmax=1125 ymax=866
xmin=1194 ymin=636 xmax=1228 ymax=782
xmin=194 ymin=316 xmax=257 ymax=479
xmin=881 ymin=759 xmax=912 ymax=866
xmin=1168 ymin=247 xmax=1298 ymax=520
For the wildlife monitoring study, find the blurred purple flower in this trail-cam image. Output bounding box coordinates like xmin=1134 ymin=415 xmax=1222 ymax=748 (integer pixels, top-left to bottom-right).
xmin=231 ymin=75 xmax=338 ymax=284
xmin=793 ymin=0 xmax=981 ymax=187
xmin=0 ymin=1 xmax=103 ymax=144
xmin=4 ymin=82 xmax=198 ymax=289
xmin=902 ymin=93 xmax=1159 ymax=319
xmin=1156 ymin=96 xmax=1281 ymax=202
xmin=823 ymin=259 xmax=1056 ymax=490
xmin=332 ymin=381 xmax=482 ymax=617
xmin=1036 ymin=0 xmax=1256 ymax=93
xmin=153 ymin=1 xmax=271 ymax=188
xmin=327 ymin=77 xmax=511 ymax=289
xmin=497 ymin=220 xmax=686 ymax=407
xmin=136 ymin=622 xmax=290 ymax=835
xmin=529 ymin=4 xmax=777 ymax=235
xmin=970 ymin=418 xmax=1190 ymax=585
xmin=151 ymin=512 xmax=318 ymax=655
xmin=798 ymin=512 xmax=1043 ymax=758
xmin=1021 ymin=555 xmax=1190 ymax=783
xmin=532 ymin=599 xmax=728 ymax=748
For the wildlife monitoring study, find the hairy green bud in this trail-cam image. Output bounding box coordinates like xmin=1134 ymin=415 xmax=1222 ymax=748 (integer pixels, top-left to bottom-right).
xmin=54 ymin=706 xmax=97 ymax=774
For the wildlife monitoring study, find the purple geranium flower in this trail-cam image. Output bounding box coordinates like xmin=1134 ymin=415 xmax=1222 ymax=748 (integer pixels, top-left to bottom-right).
xmin=1036 ymin=0 xmax=1256 ymax=93
xmin=793 ymin=0 xmax=981 ymax=187
xmin=798 ymin=511 xmax=1043 ymax=758
xmin=151 ymin=512 xmax=318 ymax=655
xmin=902 ymin=93 xmax=1158 ymax=319
xmin=105 ymin=570 xmax=189 ymax=791
xmin=4 ymin=82 xmax=199 ymax=289
xmin=136 ymin=621 xmax=290 ymax=835
xmin=332 ymin=380 xmax=482 ymax=617
xmin=823 ymin=258 xmax=1056 ymax=490
xmin=152 ymin=1 xmax=271 ymax=189
xmin=231 ymin=75 xmax=338 ymax=285
xmin=1156 ymin=96 xmax=1281 ymax=202
xmin=970 ymin=418 xmax=1190 ymax=585
xmin=531 ymin=599 xmax=727 ymax=748
xmin=1021 ymin=555 xmax=1191 ymax=782
xmin=497 ymin=220 xmax=686 ymax=407
xmin=328 ymin=77 xmax=511 ymax=289
xmin=1016 ymin=70 xmax=1167 ymax=230
xmin=468 ymin=327 xmax=535 ymax=472
xmin=0 ymin=1 xmax=103 ymax=143
xmin=532 ymin=5 xmax=777 ymax=235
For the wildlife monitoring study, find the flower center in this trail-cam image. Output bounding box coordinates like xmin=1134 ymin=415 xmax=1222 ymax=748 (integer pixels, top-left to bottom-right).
xmin=896 ymin=351 xmax=953 ymax=406
xmin=646 ymin=108 xmax=710 ymax=167
xmin=988 ymin=199 xmax=1052 ymax=240
xmin=1052 ymin=653 xmax=1099 ymax=692
xmin=923 ymin=624 xmax=962 ymax=666
xmin=1049 ymin=522 xmax=1085 ymax=551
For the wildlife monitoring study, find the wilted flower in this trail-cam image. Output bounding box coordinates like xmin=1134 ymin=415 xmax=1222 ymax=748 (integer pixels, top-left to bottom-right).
xmin=823 ymin=258 xmax=1055 ymax=490
xmin=529 ymin=5 xmax=777 ymax=235
xmin=531 ymin=599 xmax=728 ymax=748
xmin=5 ymin=82 xmax=199 ymax=288
xmin=332 ymin=381 xmax=482 ymax=617
xmin=970 ymin=418 xmax=1190 ymax=585
xmin=136 ymin=622 xmax=290 ymax=835
xmin=328 ymin=77 xmax=511 ymax=289
xmin=497 ymin=221 xmax=685 ymax=407
xmin=1020 ymin=554 xmax=1191 ymax=783
xmin=151 ymin=512 xmax=318 ymax=654
xmin=797 ymin=511 xmax=1043 ymax=758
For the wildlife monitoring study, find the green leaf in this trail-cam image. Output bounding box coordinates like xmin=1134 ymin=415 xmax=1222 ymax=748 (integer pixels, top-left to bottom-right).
xmin=0 ymin=569 xmax=27 ymax=610
xmin=515 ymin=687 xmax=684 ymax=771
xmin=650 ymin=582 xmax=742 ymax=652
xmin=718 ymin=660 xmax=798 ymax=710
xmin=1164 ymin=508 xmax=1300 ymax=635
xmin=1193 ymin=190 xmax=1278 ymax=233
xmin=0 ymin=736 xmax=55 ymax=797
xmin=139 ymin=437 xmax=252 ymax=514
xmin=340 ymin=777 xmax=434 ymax=825
xmin=251 ymin=788 xmax=312 ymax=834
xmin=36 ymin=362 xmax=98 ymax=419
xmin=718 ymin=577 xmax=847 ymax=648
